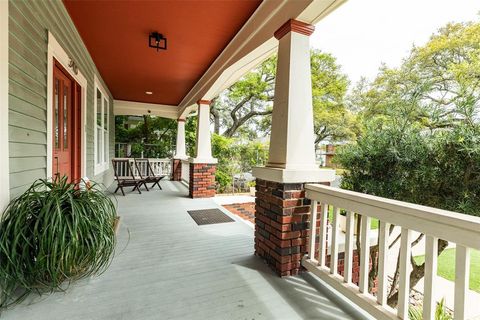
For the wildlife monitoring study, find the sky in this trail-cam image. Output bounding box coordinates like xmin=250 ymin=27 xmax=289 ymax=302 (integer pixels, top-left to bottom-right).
xmin=311 ymin=0 xmax=480 ymax=85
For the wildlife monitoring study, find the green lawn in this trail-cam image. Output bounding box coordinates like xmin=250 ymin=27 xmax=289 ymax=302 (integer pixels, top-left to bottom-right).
xmin=414 ymin=248 xmax=480 ymax=292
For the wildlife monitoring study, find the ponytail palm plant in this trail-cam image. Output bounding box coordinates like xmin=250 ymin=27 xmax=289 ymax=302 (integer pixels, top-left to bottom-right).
xmin=0 ymin=177 xmax=117 ymax=309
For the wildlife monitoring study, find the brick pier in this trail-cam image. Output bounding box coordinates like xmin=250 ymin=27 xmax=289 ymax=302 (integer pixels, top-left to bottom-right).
xmin=189 ymin=163 xmax=216 ymax=198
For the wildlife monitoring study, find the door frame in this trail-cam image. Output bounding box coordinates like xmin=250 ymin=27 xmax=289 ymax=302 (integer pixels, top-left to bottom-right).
xmin=47 ymin=31 xmax=87 ymax=180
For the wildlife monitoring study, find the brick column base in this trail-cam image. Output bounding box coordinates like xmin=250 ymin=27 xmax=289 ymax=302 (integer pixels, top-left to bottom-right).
xmin=171 ymin=159 xmax=182 ymax=181
xmin=255 ymin=179 xmax=327 ymax=276
xmin=189 ymin=163 xmax=216 ymax=198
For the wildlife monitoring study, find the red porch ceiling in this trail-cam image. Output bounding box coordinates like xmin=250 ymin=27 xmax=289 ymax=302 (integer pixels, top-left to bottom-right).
xmin=63 ymin=0 xmax=262 ymax=106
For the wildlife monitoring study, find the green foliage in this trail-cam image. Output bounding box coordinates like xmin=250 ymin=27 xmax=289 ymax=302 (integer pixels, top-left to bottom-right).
xmin=311 ymin=49 xmax=358 ymax=144
xmin=0 ymin=177 xmax=117 ymax=309
xmin=337 ymin=21 xmax=480 ymax=216
xmin=337 ymin=123 xmax=480 ymax=216
xmin=115 ymin=115 xmax=176 ymax=158
xmin=212 ymin=56 xmax=276 ymax=138
xmin=414 ymin=248 xmax=480 ymax=292
xmin=211 ymin=134 xmax=268 ymax=193
xmin=408 ymin=298 xmax=452 ymax=320
xmin=185 ymin=116 xmax=197 ymax=157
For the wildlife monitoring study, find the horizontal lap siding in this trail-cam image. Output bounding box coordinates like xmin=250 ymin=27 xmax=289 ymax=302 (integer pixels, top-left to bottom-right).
xmin=8 ymin=0 xmax=115 ymax=198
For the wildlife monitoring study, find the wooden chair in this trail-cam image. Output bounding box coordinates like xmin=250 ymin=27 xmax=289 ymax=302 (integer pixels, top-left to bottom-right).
xmin=134 ymin=158 xmax=166 ymax=190
xmin=112 ymin=159 xmax=148 ymax=196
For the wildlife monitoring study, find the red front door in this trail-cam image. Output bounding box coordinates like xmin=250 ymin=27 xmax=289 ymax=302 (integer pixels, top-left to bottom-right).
xmin=52 ymin=60 xmax=81 ymax=182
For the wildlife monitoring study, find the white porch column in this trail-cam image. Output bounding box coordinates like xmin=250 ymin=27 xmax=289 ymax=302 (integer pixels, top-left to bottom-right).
xmin=188 ymin=100 xmax=217 ymax=198
xmin=252 ymin=19 xmax=335 ymax=277
xmin=252 ymin=19 xmax=334 ymax=183
xmin=0 ymin=0 xmax=10 ymax=212
xmin=174 ymin=119 xmax=187 ymax=159
xmin=193 ymin=100 xmax=216 ymax=163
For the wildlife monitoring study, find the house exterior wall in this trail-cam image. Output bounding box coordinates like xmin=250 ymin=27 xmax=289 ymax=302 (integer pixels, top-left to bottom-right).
xmin=8 ymin=0 xmax=114 ymax=198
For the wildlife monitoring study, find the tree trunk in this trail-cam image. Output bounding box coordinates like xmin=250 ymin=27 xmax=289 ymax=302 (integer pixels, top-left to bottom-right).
xmin=387 ymin=238 xmax=449 ymax=307
xmin=210 ymin=107 xmax=220 ymax=134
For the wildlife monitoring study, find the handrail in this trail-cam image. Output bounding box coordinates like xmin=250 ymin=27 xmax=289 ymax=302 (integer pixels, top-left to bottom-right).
xmin=112 ymin=158 xmax=172 ymax=178
xmin=302 ymin=184 xmax=480 ymax=320
xmin=305 ymin=184 xmax=480 ymax=250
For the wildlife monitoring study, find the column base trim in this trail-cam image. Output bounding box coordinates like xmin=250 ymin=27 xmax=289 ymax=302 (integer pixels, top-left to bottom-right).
xmin=252 ymin=167 xmax=335 ymax=184
xmin=190 ymin=157 xmax=218 ymax=164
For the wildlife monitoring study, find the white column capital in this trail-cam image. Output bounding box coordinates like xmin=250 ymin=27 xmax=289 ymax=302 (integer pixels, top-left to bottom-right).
xmin=274 ymin=19 xmax=315 ymax=40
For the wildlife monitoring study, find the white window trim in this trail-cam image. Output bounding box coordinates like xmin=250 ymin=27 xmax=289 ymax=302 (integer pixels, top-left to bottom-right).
xmin=0 ymin=1 xmax=9 ymax=211
xmin=94 ymin=75 xmax=110 ymax=175
xmin=47 ymin=32 xmax=88 ymax=180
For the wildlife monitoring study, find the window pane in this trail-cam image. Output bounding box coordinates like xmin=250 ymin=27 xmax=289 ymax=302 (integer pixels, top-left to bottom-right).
xmin=54 ymin=79 xmax=59 ymax=148
xmin=96 ymin=89 xmax=102 ymax=127
xmin=104 ymin=129 xmax=108 ymax=161
xmin=97 ymin=126 xmax=102 ymax=164
xmin=103 ymin=98 xmax=108 ymax=130
xmin=63 ymin=84 xmax=68 ymax=149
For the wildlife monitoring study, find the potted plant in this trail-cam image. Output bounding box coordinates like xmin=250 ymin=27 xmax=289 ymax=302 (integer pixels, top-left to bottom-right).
xmin=0 ymin=177 xmax=117 ymax=310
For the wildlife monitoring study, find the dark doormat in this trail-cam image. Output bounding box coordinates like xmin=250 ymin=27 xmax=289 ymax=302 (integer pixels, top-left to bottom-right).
xmin=187 ymin=208 xmax=235 ymax=225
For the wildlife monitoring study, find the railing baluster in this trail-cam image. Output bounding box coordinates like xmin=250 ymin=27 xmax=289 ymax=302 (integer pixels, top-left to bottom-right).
xmin=330 ymin=207 xmax=340 ymax=275
xmin=344 ymin=211 xmax=354 ymax=284
xmin=377 ymin=221 xmax=390 ymax=306
xmin=300 ymin=184 xmax=480 ymax=320
xmin=423 ymin=235 xmax=438 ymax=320
xmin=318 ymin=203 xmax=328 ymax=267
xmin=454 ymin=245 xmax=470 ymax=320
xmin=308 ymin=200 xmax=318 ymax=261
xmin=359 ymin=214 xmax=371 ymax=294
xmin=398 ymin=227 xmax=412 ymax=319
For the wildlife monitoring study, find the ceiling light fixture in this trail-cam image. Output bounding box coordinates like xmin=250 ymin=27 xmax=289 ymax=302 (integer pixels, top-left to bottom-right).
xmin=149 ymin=32 xmax=167 ymax=51
xmin=145 ymin=91 xmax=153 ymax=95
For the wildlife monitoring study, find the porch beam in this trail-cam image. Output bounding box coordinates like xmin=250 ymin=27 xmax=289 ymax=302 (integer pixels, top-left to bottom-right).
xmin=0 ymin=0 xmax=10 ymax=212
xmin=114 ymin=100 xmax=179 ymax=119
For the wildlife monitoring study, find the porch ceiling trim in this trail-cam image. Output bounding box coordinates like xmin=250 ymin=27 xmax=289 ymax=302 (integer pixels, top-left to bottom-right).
xmin=177 ymin=0 xmax=347 ymax=118
xmin=114 ymin=100 xmax=179 ymax=119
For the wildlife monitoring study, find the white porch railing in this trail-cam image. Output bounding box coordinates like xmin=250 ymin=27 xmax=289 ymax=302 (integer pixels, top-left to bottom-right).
xmin=303 ymin=184 xmax=480 ymax=320
xmin=113 ymin=158 xmax=172 ymax=178
xmin=181 ymin=159 xmax=190 ymax=185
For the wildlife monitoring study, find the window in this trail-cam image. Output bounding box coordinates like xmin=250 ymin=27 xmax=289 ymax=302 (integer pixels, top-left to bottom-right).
xmin=94 ymin=78 xmax=109 ymax=174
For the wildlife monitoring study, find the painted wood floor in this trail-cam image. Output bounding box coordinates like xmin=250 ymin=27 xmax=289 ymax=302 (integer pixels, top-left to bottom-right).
xmin=2 ymin=181 xmax=367 ymax=320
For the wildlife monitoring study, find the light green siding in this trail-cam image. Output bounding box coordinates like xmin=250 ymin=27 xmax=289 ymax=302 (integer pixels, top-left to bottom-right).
xmin=8 ymin=0 xmax=115 ymax=197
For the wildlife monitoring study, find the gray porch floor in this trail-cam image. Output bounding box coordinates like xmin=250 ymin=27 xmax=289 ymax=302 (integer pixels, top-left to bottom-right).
xmin=2 ymin=181 xmax=366 ymax=320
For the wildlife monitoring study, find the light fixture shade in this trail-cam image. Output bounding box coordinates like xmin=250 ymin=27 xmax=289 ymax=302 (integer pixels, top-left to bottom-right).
xmin=149 ymin=32 xmax=167 ymax=51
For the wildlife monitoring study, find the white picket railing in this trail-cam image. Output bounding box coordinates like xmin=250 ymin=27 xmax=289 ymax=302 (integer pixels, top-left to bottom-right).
xmin=181 ymin=159 xmax=190 ymax=185
xmin=303 ymin=184 xmax=480 ymax=320
xmin=113 ymin=158 xmax=172 ymax=178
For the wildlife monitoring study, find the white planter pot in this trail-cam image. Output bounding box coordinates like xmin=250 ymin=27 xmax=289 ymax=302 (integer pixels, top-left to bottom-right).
xmin=338 ymin=214 xmax=358 ymax=235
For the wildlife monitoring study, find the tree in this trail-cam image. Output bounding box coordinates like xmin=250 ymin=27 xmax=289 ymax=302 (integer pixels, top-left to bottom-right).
xmin=115 ymin=115 xmax=176 ymax=158
xmin=337 ymin=21 xmax=480 ymax=307
xmin=210 ymin=56 xmax=276 ymax=138
xmin=211 ymin=50 xmax=358 ymax=144
xmin=311 ymin=50 xmax=357 ymax=144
